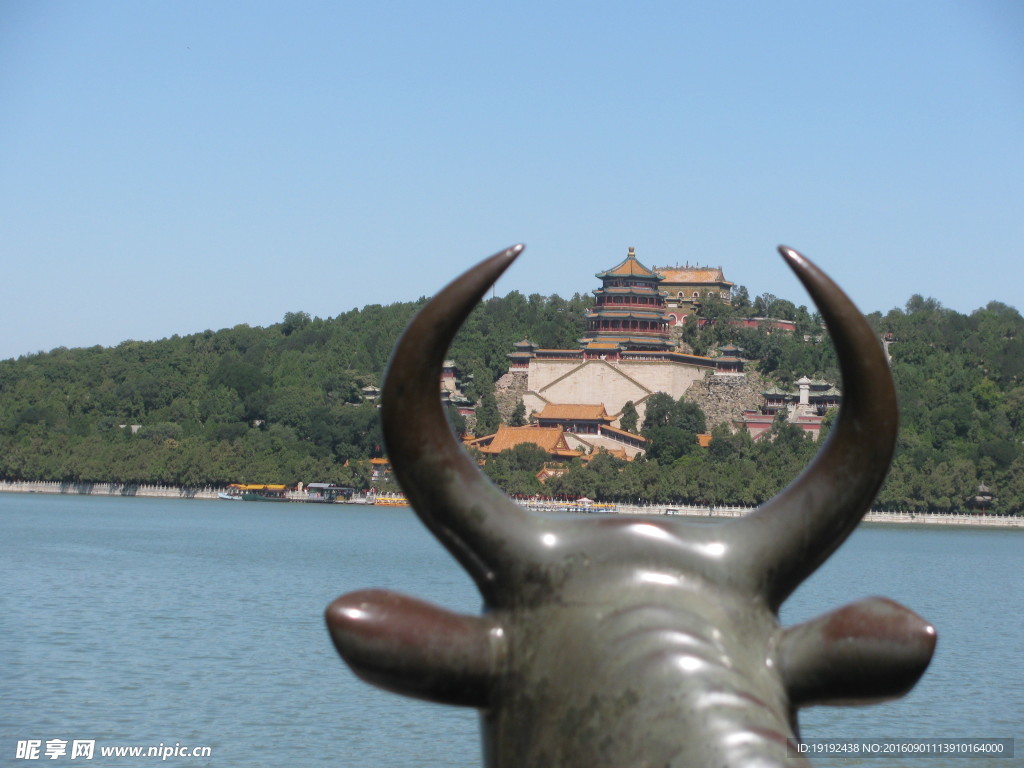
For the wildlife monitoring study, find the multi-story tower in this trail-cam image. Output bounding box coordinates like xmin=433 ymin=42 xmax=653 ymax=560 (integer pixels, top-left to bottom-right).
xmin=580 ymin=247 xmax=673 ymax=353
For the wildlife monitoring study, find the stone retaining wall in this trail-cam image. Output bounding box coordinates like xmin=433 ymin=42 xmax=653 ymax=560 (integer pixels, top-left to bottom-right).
xmin=684 ymin=370 xmax=767 ymax=430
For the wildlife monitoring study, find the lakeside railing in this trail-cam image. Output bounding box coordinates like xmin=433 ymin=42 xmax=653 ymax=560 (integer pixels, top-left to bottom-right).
xmin=0 ymin=480 xmax=221 ymax=499
xmin=2 ymin=480 xmax=1022 ymax=526
xmin=610 ymin=503 xmax=1023 ymax=527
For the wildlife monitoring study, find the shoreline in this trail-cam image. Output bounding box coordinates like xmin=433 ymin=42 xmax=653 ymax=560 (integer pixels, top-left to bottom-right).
xmin=2 ymin=480 xmax=1021 ymax=528
xmin=608 ymin=503 xmax=1024 ymax=528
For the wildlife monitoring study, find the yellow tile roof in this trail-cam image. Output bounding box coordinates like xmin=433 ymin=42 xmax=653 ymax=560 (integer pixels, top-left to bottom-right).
xmin=536 ymin=404 xmax=610 ymax=421
xmin=656 ymin=266 xmax=733 ymax=286
xmin=476 ymin=426 xmax=582 ymax=457
xmin=621 ymin=336 xmax=672 ymax=344
xmin=597 ymin=247 xmax=663 ymax=281
xmin=600 ymin=424 xmax=648 ymax=442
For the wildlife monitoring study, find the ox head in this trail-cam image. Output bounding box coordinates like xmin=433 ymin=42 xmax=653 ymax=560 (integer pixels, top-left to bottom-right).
xmin=326 ymin=245 xmax=936 ymax=767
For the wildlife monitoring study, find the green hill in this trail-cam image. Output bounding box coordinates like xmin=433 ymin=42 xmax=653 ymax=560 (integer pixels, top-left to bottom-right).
xmin=1 ymin=287 xmax=1022 ymax=514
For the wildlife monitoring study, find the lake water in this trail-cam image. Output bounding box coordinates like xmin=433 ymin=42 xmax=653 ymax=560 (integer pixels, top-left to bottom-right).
xmin=1 ymin=494 xmax=1021 ymax=767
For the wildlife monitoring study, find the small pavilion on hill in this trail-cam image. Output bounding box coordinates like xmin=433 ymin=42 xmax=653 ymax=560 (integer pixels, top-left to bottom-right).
xmin=713 ymin=344 xmax=747 ymax=375
xmin=507 ymin=338 xmax=538 ymax=370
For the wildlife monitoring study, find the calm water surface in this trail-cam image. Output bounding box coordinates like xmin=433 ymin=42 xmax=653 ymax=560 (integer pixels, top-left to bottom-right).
xmin=2 ymin=494 xmax=1021 ymax=767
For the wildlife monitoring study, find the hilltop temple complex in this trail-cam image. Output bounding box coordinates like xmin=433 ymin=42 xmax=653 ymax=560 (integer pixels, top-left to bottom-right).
xmin=485 ymin=247 xmax=753 ymax=460
xmin=474 ymin=246 xmax=844 ymax=465
xmin=512 ymin=248 xmax=745 ymax=412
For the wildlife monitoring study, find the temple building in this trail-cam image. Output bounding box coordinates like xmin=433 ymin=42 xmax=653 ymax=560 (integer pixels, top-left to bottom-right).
xmin=439 ymin=359 xmax=476 ymax=416
xmin=580 ymin=247 xmax=674 ymax=353
xmin=466 ymin=426 xmax=583 ymax=460
xmin=761 ymin=377 xmax=842 ymax=416
xmin=535 ymin=403 xmax=612 ymax=434
xmin=507 ymin=339 xmax=538 ymax=370
xmin=651 ymin=263 xmax=734 ymax=326
xmin=534 ymin=403 xmax=648 ymax=458
xmin=470 ymin=404 xmax=648 ymax=460
xmin=967 ymin=483 xmax=996 ymax=511
xmin=735 ymin=376 xmax=842 ymax=441
xmin=712 ymin=344 xmax=747 ymax=375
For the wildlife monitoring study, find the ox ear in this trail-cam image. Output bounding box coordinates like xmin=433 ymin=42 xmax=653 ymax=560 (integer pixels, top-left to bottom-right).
xmin=777 ymin=597 xmax=936 ymax=707
xmin=728 ymin=247 xmax=899 ymax=610
xmin=380 ymin=245 xmax=546 ymax=607
xmin=325 ymin=590 xmax=505 ymax=708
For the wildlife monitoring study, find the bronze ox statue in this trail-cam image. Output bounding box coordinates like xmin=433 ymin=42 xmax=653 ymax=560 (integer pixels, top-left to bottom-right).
xmin=326 ymin=245 xmax=936 ymax=767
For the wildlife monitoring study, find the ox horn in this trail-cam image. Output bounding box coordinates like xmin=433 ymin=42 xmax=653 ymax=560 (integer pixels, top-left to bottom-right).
xmin=380 ymin=244 xmax=541 ymax=606
xmin=730 ymin=246 xmax=898 ymax=609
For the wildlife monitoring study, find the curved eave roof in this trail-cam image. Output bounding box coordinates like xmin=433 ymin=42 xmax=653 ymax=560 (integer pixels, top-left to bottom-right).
xmin=583 ymin=332 xmax=671 ymax=341
xmin=537 ymin=403 xmax=610 ymax=420
xmin=655 ymin=266 xmax=734 ymax=287
xmin=596 ymin=251 xmax=664 ymax=281
xmin=587 ymin=309 xmax=668 ymax=320
xmin=601 ymin=424 xmax=648 ymax=442
xmin=595 ymin=286 xmax=665 ymax=295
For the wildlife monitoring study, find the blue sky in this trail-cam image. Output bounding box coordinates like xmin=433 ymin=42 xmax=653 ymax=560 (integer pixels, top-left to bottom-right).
xmin=2 ymin=1 xmax=1022 ymax=361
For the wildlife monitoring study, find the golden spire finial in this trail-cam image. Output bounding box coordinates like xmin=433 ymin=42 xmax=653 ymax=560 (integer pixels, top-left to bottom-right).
xmin=627 ymin=246 xmax=635 ymax=258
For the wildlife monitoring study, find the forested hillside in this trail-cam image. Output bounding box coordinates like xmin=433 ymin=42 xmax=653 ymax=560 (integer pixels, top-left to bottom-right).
xmin=0 ymin=292 xmax=590 ymax=489
xmin=1 ymin=287 xmax=1022 ymax=514
xmin=873 ymin=297 xmax=1024 ymax=512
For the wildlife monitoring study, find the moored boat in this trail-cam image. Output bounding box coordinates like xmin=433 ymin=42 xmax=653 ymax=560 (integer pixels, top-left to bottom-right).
xmin=304 ymin=483 xmax=355 ymax=503
xmin=371 ymin=493 xmax=408 ymax=506
xmin=236 ymin=484 xmax=290 ymax=502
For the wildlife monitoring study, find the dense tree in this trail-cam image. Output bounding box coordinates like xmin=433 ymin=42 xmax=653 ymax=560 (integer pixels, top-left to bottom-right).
xmin=641 ymin=393 xmax=707 ymax=463
xmin=475 ymin=393 xmax=501 ymax=436
xmin=619 ymin=401 xmax=639 ymax=434
xmin=509 ymin=401 xmax=527 ymax=427
xmin=481 ymin=444 xmax=548 ymax=496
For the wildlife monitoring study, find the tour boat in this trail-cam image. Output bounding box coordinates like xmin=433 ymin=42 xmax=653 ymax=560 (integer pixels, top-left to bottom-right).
xmin=232 ymin=483 xmax=290 ymax=502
